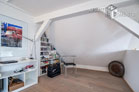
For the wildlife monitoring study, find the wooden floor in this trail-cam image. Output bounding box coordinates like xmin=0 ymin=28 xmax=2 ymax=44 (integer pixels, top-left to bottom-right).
xmin=21 ymin=68 xmax=132 ymax=92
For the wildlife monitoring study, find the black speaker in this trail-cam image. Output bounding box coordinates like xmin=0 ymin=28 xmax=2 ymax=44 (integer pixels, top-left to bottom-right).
xmin=0 ymin=79 xmax=3 ymax=90
xmin=47 ymin=63 xmax=61 ymax=78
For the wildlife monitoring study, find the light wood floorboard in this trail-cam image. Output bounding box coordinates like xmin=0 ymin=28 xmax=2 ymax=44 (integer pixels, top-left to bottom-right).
xmin=21 ymin=68 xmax=133 ymax=92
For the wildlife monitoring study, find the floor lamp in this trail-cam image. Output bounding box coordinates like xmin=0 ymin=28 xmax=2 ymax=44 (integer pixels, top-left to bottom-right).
xmin=22 ymin=35 xmax=36 ymax=59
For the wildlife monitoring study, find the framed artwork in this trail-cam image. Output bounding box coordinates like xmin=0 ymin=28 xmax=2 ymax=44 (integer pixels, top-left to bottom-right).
xmin=0 ymin=14 xmax=28 ymax=57
xmin=1 ymin=22 xmax=22 ymax=47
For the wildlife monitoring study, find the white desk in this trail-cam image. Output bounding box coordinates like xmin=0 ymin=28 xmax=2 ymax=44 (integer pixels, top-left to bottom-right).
xmin=0 ymin=59 xmax=38 ymax=92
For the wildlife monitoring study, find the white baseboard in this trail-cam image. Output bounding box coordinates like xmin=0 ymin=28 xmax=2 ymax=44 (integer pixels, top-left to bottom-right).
xmin=76 ymin=64 xmax=108 ymax=72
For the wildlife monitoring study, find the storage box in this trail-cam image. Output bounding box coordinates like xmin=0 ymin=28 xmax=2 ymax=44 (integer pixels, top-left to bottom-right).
xmin=8 ymin=82 xmax=24 ymax=91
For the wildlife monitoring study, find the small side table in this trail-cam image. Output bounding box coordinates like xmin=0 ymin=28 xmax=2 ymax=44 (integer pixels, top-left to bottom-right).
xmin=60 ymin=56 xmax=77 ymax=77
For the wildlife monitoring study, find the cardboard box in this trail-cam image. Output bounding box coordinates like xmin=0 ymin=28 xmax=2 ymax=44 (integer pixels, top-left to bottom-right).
xmin=9 ymin=82 xmax=24 ymax=91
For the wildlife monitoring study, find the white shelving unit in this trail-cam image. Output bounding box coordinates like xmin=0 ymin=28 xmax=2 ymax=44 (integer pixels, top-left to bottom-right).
xmin=40 ymin=33 xmax=49 ymax=76
xmin=25 ymin=70 xmax=37 ymax=86
xmin=38 ymin=33 xmax=61 ymax=76
xmin=0 ymin=59 xmax=38 ymax=92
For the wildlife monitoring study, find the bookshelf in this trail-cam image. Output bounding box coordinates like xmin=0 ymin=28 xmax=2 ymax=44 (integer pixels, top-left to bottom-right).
xmin=40 ymin=33 xmax=60 ymax=76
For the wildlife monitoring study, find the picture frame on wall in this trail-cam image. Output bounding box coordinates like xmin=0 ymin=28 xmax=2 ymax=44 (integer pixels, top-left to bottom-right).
xmin=0 ymin=14 xmax=28 ymax=57
xmin=1 ymin=22 xmax=23 ymax=47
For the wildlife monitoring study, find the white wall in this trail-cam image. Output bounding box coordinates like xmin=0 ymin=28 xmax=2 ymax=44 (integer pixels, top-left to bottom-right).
xmin=123 ymin=50 xmax=139 ymax=92
xmin=0 ymin=2 xmax=37 ymax=60
xmin=128 ymin=36 xmax=139 ymax=50
xmin=47 ymin=12 xmax=132 ymax=68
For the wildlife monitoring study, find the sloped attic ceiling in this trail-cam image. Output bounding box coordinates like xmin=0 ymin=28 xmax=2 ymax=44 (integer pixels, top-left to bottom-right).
xmin=8 ymin=0 xmax=91 ymax=17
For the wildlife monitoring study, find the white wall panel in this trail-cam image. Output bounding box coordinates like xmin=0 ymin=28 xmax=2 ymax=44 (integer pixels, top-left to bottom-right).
xmin=47 ymin=13 xmax=132 ymax=67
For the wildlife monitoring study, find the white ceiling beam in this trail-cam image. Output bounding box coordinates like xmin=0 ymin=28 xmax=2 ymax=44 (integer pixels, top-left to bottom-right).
xmin=35 ymin=0 xmax=139 ymax=41
xmin=35 ymin=19 xmax=52 ymax=41
xmin=114 ymin=13 xmax=139 ymax=39
xmin=103 ymin=5 xmax=139 ymax=39
xmin=34 ymin=0 xmax=128 ymax=23
xmin=34 ymin=8 xmax=100 ymax=41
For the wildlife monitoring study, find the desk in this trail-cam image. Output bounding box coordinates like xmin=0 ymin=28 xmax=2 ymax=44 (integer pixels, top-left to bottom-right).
xmin=0 ymin=59 xmax=38 ymax=92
